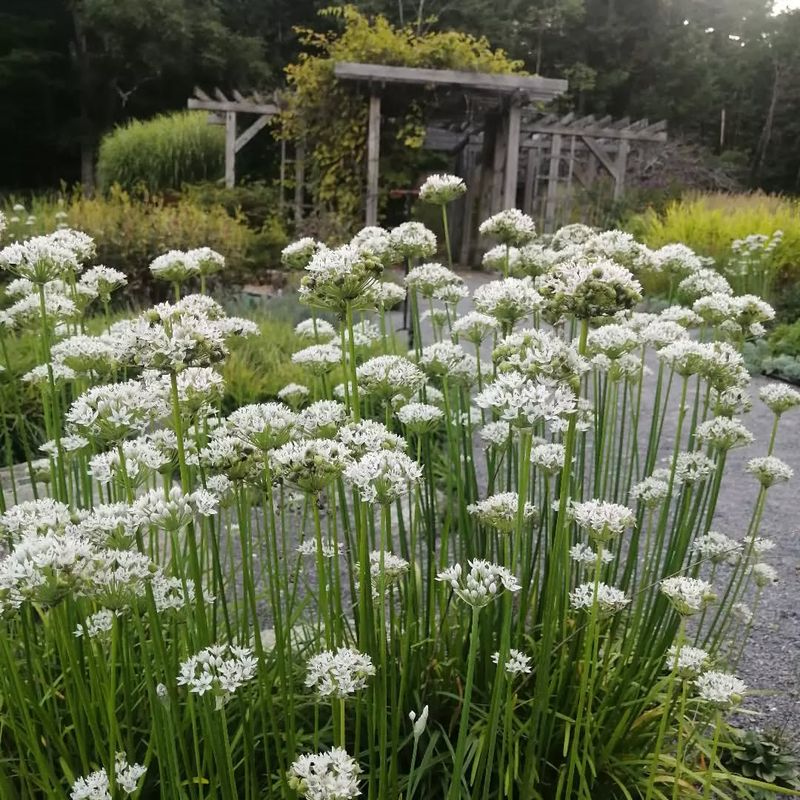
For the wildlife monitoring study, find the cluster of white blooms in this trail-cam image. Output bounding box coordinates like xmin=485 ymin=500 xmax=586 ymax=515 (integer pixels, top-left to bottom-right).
xmin=395 ymin=402 xmax=443 ymax=433
xmin=450 ymin=311 xmax=499 ymax=344
xmin=360 ymin=550 xmax=410 ymax=597
xmin=336 ymin=419 xmax=405 ymax=457
xmin=277 ymin=382 xmax=311 ymax=408
xmin=581 ymin=230 xmax=654 ymax=273
xmin=342 ymin=319 xmax=380 ymax=348
xmin=298 ymin=400 xmax=349 ymax=439
xmin=300 ymin=244 xmax=384 ymax=313
xmin=350 ymin=226 xmax=396 ymax=263
xmin=6 ymin=290 xmax=79 ymax=327
xmin=51 ymin=333 xmax=125 ymax=375
xmin=759 ymin=384 xmax=800 ymax=415
xmin=665 ymin=644 xmax=709 ymax=676
xmin=371 ymin=280 xmax=407 ymax=310
xmin=479 ymin=209 xmax=536 ymax=246
xmin=432 ymin=281 xmax=469 ymax=306
xmin=305 ymin=648 xmax=375 ymax=698
xmin=629 ymin=476 xmax=670 ymax=508
xmin=657 ymin=340 xmax=749 ymax=391
xmin=494 ymin=328 xmax=589 ymax=388
xmin=0 ymin=498 xmax=72 ymax=539
xmin=569 ymin=543 xmax=614 ymax=566
xmin=71 ymin=503 xmax=137 ymax=548
xmin=80 ymin=265 xmax=127 ymax=300
xmin=660 ymin=576 xmax=716 ymax=615
xmin=83 ymin=549 xmax=158 ymax=609
xmin=745 ymin=455 xmax=793 ymax=487
xmin=417 ymin=341 xmax=479 ymax=385
xmin=225 ymin=402 xmax=296 ymax=451
xmin=674 ymin=451 xmax=716 ymax=484
xmin=287 ymin=748 xmax=361 ymax=800
xmin=473 ymin=277 xmax=542 ymax=327
xmin=530 ymin=442 xmax=566 ymax=474
xmin=569 ymin=499 xmax=635 ymax=543
xmin=405 ymin=262 xmax=463 ymax=298
xmin=177 ymin=644 xmax=258 ymax=708
xmin=550 ymin=223 xmax=596 ymax=249
xmin=652 ymin=243 xmax=704 ymax=276
xmin=295 ymin=318 xmax=336 ymax=341
xmin=418 ymin=173 xmax=466 ymax=204
xmin=149 ymin=248 xmax=224 ymax=282
xmin=131 ymin=487 xmax=217 ymax=531
xmin=0 ymin=230 xmax=87 ymax=283
xmin=270 ymin=439 xmax=351 ymax=493
xmin=483 ymin=244 xmax=522 ymax=273
xmin=282 ymin=237 xmax=320 ymax=270
xmin=569 ymin=582 xmax=630 ymax=615
xmin=475 ymin=371 xmax=577 ymax=430
xmin=492 ymin=648 xmax=532 ymax=676
xmin=22 ymin=362 xmax=77 ymax=386
xmin=389 ymin=221 xmax=437 ymax=260
xmin=436 ymin=560 xmax=521 ymax=608
xmin=694 ymin=671 xmax=746 ymax=707
xmin=677 ymin=268 xmax=732 ymax=302
xmin=467 ymin=492 xmax=537 ymax=533
xmin=89 ymin=439 xmax=165 ymax=486
xmin=292 ymin=343 xmax=342 ymax=375
xmin=695 ymin=417 xmax=753 ymax=451
xmin=692 ymin=531 xmax=741 ymax=564
xmin=70 ymin=754 xmax=146 ymax=799
xmin=344 ymin=450 xmax=422 ymax=505
xmin=750 ymin=562 xmax=778 ymax=588
xmin=733 ymin=602 xmax=753 ymax=624
xmin=356 ymin=356 xmax=427 ymax=401
xmin=74 ymin=608 xmax=116 ymax=639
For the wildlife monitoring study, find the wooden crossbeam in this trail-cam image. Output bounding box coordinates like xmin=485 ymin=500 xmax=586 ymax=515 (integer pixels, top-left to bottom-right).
xmin=581 ymin=136 xmax=618 ymax=178
xmin=188 ymin=97 xmax=279 ymax=116
xmin=523 ymin=121 xmax=667 ymax=143
xmin=235 ymin=114 xmax=272 ymax=153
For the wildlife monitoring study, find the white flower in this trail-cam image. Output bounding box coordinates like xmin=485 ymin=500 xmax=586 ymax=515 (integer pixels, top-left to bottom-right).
xmin=342 ymin=319 xmax=380 ymax=348
xmin=292 ymin=343 xmax=342 ymax=375
xmin=344 ymin=451 xmax=422 ymax=505
xmin=187 ymin=246 xmax=225 ymax=276
xmin=270 ymin=439 xmax=351 ymax=493
xmin=131 ymin=487 xmax=218 ymax=531
xmin=287 ymin=748 xmax=361 ymax=800
xmin=569 ymin=499 xmax=635 ymax=543
xmin=408 ymin=705 xmax=429 ymax=739
xmin=295 ymin=318 xmax=336 ymax=341
xmin=390 ymin=222 xmax=437 ymax=260
xmin=660 ymin=576 xmax=716 ymax=615
xmin=436 ymin=559 xmax=521 ymax=608
xmin=653 ymin=243 xmax=704 ymax=276
xmin=0 ymin=498 xmax=72 ymax=539
xmin=586 ymin=324 xmax=640 ymax=360
xmin=475 ymin=371 xmax=577 ymax=430
xmin=336 ymin=419 xmax=405 ymax=457
xmin=473 ymin=277 xmax=542 ymax=327
xmin=750 ymin=562 xmax=778 ymax=588
xmin=405 ymin=262 xmax=463 ymax=298
xmin=479 ymin=421 xmax=513 ymax=448
xmin=468 ymin=492 xmax=537 ymax=533
xmin=570 ymin=543 xmax=613 ymax=566
xmin=692 ymin=531 xmax=741 ymax=564
xmin=746 ymin=455 xmax=793 ymax=487
xmin=305 ymin=648 xmax=375 ymax=698
xmin=569 ymin=582 xmax=630 ymax=615
xmin=282 ymin=237 xmax=320 ymax=270
xmin=177 ymin=644 xmax=258 ymax=708
xmin=674 ymin=451 xmax=716 ymax=484
xmin=371 ymin=280 xmax=406 ymax=310
xmin=418 ymin=173 xmax=466 ymax=204
xmin=277 ymin=383 xmax=310 ymax=408
xmin=89 ymin=439 xmax=165 ymax=486
xmin=583 ymin=230 xmax=655 ymax=272
xmin=298 ymin=400 xmax=349 ymax=439
xmin=677 ymin=268 xmax=732 ymax=302
xmin=695 ymin=670 xmax=746 ymax=707
xmin=451 ymin=311 xmax=500 ymax=344
xmin=297 ymin=538 xmax=344 ymax=558
xmin=666 ymin=644 xmax=709 ymax=676
xmin=396 ymin=402 xmax=443 ymax=433
xmin=74 ymin=608 xmax=116 ymax=639
xmin=359 ymin=550 xmax=410 ymax=597
xmin=79 ymin=265 xmax=127 ymax=300
xmin=493 ymin=327 xmax=589 ymax=387
xmin=483 ymin=244 xmax=522 ymax=273
xmin=357 ymin=356 xmax=426 ymax=401
xmin=70 ymin=754 xmax=146 ymax=799
xmin=531 ymin=443 xmax=566 ymax=474
xmin=659 ymin=305 xmax=702 ymax=327
xmin=695 ymin=417 xmax=753 ymax=450
xmin=732 ymin=602 xmax=753 ymax=624
xmin=479 ymin=209 xmax=536 ymax=246
xmin=150 ymin=250 xmax=198 ymax=283
xmin=226 ymin=402 xmax=296 ymax=450
xmin=300 ymin=244 xmax=383 ymax=313
xmin=629 ymin=477 xmax=670 ymax=508
xmin=640 ymin=320 xmax=689 ymax=349
xmin=492 ymin=648 xmax=532 ymax=676
xmin=0 ymin=233 xmax=80 ymax=283
xmin=759 ymin=384 xmax=800 ymax=415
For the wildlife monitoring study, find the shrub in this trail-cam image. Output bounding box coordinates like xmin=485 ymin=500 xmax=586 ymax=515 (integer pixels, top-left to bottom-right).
xmin=97 ymin=111 xmax=225 ymax=193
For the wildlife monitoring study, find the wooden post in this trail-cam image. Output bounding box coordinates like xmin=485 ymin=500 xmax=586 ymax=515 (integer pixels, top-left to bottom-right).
xmin=503 ymin=101 xmax=521 ymax=209
xmin=490 ymin=115 xmax=508 ymax=214
xmin=294 ymin=139 xmax=306 ymax=226
xmin=225 ymin=111 xmax=236 ymax=188
xmin=366 ymin=92 xmax=381 ymax=226
xmin=523 ymin=147 xmax=536 ymax=213
xmin=614 ymin=139 xmax=629 ymax=200
xmin=544 ymin=133 xmax=562 ymax=232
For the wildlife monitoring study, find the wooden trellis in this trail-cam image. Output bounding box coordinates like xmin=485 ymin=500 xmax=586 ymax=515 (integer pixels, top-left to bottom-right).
xmin=188 ymin=88 xmax=279 ymax=188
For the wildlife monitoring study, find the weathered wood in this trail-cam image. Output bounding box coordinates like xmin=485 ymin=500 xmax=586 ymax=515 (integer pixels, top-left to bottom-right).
xmin=581 ymin=136 xmax=618 ymax=178
xmin=234 ymin=114 xmax=271 ymax=153
xmin=188 ymin=97 xmax=279 ymax=116
xmin=334 ymin=61 xmax=568 ymax=99
xmin=294 ymin=140 xmax=306 ymax=225
xmin=523 ymin=149 xmax=536 ymax=213
xmin=614 ymin=139 xmax=630 ymax=200
xmin=225 ymin=112 xmax=236 ymax=188
xmin=490 ymin=113 xmax=508 ymax=214
xmin=524 ymin=122 xmax=667 ymax=143
xmin=365 ymin=93 xmax=381 ymax=226
xmin=544 ymin=133 xmax=562 ymax=232
xmin=503 ymin=102 xmax=521 ymax=209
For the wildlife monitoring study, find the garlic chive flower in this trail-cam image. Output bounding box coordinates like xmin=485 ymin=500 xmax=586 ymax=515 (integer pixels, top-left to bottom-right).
xmin=531 ymin=443 xmax=566 ymax=474
xmin=225 ymin=402 xmax=296 ymax=451
xmin=694 ymin=670 xmax=746 ymax=708
xmin=677 ymin=269 xmax=732 ymax=303
xmin=660 ymin=576 xmax=716 ymax=615
xmin=292 ymin=343 xmax=342 ymax=375
xmin=653 ymin=243 xmax=704 ymax=276
xmin=493 ymin=328 xmax=589 ymax=389
xmin=277 ymin=382 xmax=310 ymax=409
xmin=187 ymin=246 xmax=225 ymax=276
xmin=358 ymin=551 xmax=410 ymax=597
xmin=405 ymin=262 xmax=463 ymax=298
xmin=300 ymin=244 xmax=384 ymax=314
xmin=467 ymin=492 xmax=537 ymax=533
xmin=336 ymin=419 xmax=406 ymax=457
xmin=177 ymin=644 xmax=258 ymax=709
xmin=409 ymin=706 xmax=429 ymax=739
xmin=569 ymin=583 xmax=630 ymax=615
xmin=389 ymin=221 xmax=437 ymax=260
xmin=371 ymin=280 xmax=407 ymax=310
xmin=436 ymin=560 xmax=521 ymax=608
xmin=344 ymin=450 xmax=423 ymax=505
xmin=287 ymin=748 xmax=362 ymax=800
xmin=149 ymin=250 xmax=197 ymax=283
xmin=451 ymin=311 xmax=500 ymax=344
xmin=746 ymin=455 xmax=793 ymax=487
xmin=473 ymin=277 xmax=543 ymax=328
xmin=695 ymin=417 xmax=753 ymax=451
xmin=666 ymin=644 xmax=710 ymax=677
xmin=759 ymin=384 xmax=800 ymax=416
xmin=270 ymin=439 xmax=351 ymax=493
xmin=692 ymin=531 xmax=741 ymax=564
xmin=295 ymin=318 xmax=336 ymax=341
xmin=483 ymin=244 xmax=522 ymax=273
xmin=298 ymin=400 xmax=350 ymax=439
xmin=0 ymin=498 xmax=72 ymax=540
xmin=70 ymin=754 xmax=146 ymax=799
xmin=356 ymin=356 xmax=427 ymax=401
xmin=305 ymin=648 xmax=375 ymax=698
xmin=282 ymin=237 xmax=320 ymax=270
xmin=569 ymin=499 xmax=635 ymax=544
xmin=395 ymin=402 xmax=443 ymax=433
xmin=492 ymin=648 xmax=533 ymax=676
xmin=479 ymin=209 xmax=536 ymax=246
xmin=418 ymin=173 xmax=466 ymax=205
xmin=629 ymin=476 xmax=670 ymax=508
xmin=570 ymin=543 xmax=614 ymax=566
xmin=750 ymin=562 xmax=778 ymax=587
xmin=674 ymin=451 xmax=716 ymax=484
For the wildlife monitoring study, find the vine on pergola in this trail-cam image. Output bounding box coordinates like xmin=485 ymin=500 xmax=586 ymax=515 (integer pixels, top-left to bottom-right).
xmin=280 ymin=6 xmax=525 ymax=231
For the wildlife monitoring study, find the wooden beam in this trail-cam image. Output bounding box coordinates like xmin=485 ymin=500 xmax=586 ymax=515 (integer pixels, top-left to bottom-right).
xmin=524 ymin=122 xmax=667 ymax=142
xmin=234 ymin=114 xmax=271 ymax=153
xmin=333 ymin=61 xmax=568 ymax=99
xmin=614 ymin=139 xmax=629 ymax=200
xmin=580 ymin=136 xmax=618 ymax=178
xmin=544 ymin=133 xmax=562 ymax=232
xmin=503 ymin=102 xmax=521 ymax=208
xmin=188 ymin=97 xmax=279 ymax=116
xmin=225 ymin=112 xmax=236 ymax=188
xmin=365 ymin=93 xmax=381 ymax=226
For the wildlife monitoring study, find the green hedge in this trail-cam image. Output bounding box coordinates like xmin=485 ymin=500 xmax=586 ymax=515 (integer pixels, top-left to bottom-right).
xmin=97 ymin=111 xmax=225 ymax=193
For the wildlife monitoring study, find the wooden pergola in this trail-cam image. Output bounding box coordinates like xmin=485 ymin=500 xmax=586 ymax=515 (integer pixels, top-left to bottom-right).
xmin=332 ymin=61 xmax=569 ymax=226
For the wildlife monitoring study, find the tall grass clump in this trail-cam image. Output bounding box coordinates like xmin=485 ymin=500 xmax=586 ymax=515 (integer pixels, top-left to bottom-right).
xmin=97 ymin=111 xmax=225 ymax=194
xmin=0 ymin=199 xmax=797 ymax=800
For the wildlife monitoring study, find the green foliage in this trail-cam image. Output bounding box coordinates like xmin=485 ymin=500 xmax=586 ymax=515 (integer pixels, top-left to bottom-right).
xmin=97 ymin=112 xmax=225 ymax=194
xmin=744 ymin=319 xmax=800 ymax=384
xmin=281 ymin=5 xmax=524 ymax=229
xmin=721 ymin=728 xmax=800 ymax=798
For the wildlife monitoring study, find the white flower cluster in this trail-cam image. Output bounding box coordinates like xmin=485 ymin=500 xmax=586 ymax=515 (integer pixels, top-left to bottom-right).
xmin=479 ymin=209 xmax=536 ymax=246
xmin=467 ymin=492 xmax=537 ymax=533
xmin=287 ymin=748 xmax=361 ymax=800
xmin=305 ymin=648 xmax=375 ymax=698
xmin=436 ymin=560 xmax=521 ymax=608
xmin=418 ymin=173 xmax=466 ymax=204
xmin=660 ymin=576 xmax=716 ymax=615
xmin=569 ymin=582 xmax=630 ymax=615
xmin=665 ymin=644 xmax=709 ymax=676
xmin=395 ymin=402 xmax=443 ymax=433
xmin=390 ymin=221 xmax=437 ymax=260
xmin=692 ymin=531 xmax=741 ymax=564
xmin=149 ymin=247 xmax=224 ymax=282
xmin=357 ymin=356 xmax=427 ymax=401
xmin=405 ymin=262 xmax=463 ymax=298
xmin=177 ymin=644 xmax=258 ymax=708
xmin=569 ymin=499 xmax=635 ymax=543
xmin=694 ymin=670 xmax=746 ymax=707
xmin=70 ymin=753 xmax=146 ymax=799
xmin=492 ymin=648 xmax=532 ymax=676
xmin=759 ymin=384 xmax=800 ymax=416
xmin=473 ymin=277 xmax=542 ymax=327
xmin=746 ymin=455 xmax=793 ymax=487
xmin=282 ymin=237 xmax=320 ymax=270
xmin=344 ymin=450 xmax=423 ymax=505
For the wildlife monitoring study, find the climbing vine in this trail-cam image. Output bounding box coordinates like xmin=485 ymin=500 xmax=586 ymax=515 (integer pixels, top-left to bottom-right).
xmin=281 ymin=6 xmax=524 ymax=232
